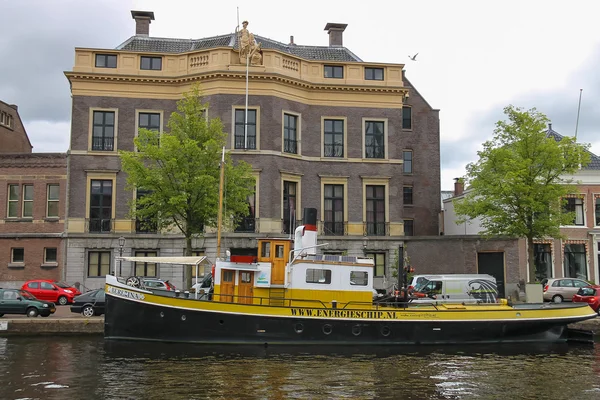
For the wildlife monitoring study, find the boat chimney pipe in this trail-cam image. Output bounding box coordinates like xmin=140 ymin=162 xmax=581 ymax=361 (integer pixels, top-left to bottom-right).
xmin=302 ymin=208 xmax=318 ymax=255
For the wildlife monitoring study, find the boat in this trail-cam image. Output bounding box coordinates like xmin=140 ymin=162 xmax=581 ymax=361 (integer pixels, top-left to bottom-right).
xmin=104 ymin=206 xmax=597 ymax=345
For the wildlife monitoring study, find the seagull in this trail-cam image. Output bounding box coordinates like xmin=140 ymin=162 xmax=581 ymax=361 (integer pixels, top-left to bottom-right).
xmin=408 ymin=53 xmax=419 ymax=61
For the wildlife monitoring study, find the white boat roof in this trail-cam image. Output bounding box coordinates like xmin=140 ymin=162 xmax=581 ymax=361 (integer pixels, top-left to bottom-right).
xmin=117 ymin=256 xmax=211 ymax=266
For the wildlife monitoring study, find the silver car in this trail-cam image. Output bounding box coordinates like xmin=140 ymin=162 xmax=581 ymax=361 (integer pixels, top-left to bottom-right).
xmin=542 ymin=278 xmax=590 ymax=302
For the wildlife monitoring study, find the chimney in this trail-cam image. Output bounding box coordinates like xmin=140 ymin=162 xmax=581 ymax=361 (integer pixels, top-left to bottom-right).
xmin=454 ymin=178 xmax=464 ymax=197
xmin=289 ymin=35 xmax=295 ymax=46
xmin=548 ymin=123 xmax=552 ymax=131
xmin=131 ymin=10 xmax=155 ymax=37
xmin=324 ymin=23 xmax=348 ymax=47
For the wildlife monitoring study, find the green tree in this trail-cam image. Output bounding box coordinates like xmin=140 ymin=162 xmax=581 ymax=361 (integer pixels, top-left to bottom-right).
xmin=454 ymin=105 xmax=590 ymax=282
xmin=120 ymin=85 xmax=255 ymax=258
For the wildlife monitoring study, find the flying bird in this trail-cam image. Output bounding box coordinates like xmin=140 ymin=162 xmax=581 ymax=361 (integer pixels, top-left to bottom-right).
xmin=408 ymin=53 xmax=419 ymax=61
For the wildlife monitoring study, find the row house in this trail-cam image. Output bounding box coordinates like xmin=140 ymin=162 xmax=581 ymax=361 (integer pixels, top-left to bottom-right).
xmin=64 ymin=11 xmax=441 ymax=290
xmin=443 ymin=125 xmax=600 ymax=286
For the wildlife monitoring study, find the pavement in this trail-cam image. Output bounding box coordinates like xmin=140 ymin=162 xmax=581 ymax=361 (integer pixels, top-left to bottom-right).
xmin=5 ymin=304 xmax=103 ymax=320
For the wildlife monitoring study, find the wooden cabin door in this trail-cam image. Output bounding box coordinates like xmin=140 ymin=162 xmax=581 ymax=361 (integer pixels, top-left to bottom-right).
xmin=271 ymin=241 xmax=288 ymax=285
xmin=220 ymin=270 xmax=235 ymax=303
xmin=238 ymin=271 xmax=254 ymax=304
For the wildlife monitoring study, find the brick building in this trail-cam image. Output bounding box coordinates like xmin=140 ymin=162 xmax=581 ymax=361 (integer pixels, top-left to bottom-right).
xmin=0 ymin=153 xmax=67 ymax=288
xmin=0 ymin=100 xmax=32 ymax=153
xmin=64 ymin=10 xmax=441 ymax=290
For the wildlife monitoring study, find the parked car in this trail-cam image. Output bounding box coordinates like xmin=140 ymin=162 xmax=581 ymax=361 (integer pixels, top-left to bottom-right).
xmin=125 ymin=276 xmax=176 ymax=291
xmin=21 ymin=280 xmax=81 ymax=305
xmin=70 ymin=289 xmax=105 ymax=317
xmin=572 ymin=286 xmax=600 ymax=314
xmin=0 ymin=288 xmax=56 ymax=317
xmin=542 ymin=278 xmax=590 ymax=303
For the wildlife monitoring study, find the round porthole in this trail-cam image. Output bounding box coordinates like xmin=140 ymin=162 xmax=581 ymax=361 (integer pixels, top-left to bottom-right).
xmin=159 ymin=311 xmax=164 ymax=318
xmin=352 ymin=325 xmax=362 ymax=336
xmin=219 ymin=320 xmax=225 ymax=325
xmin=181 ymin=315 xmax=186 ymax=321
xmin=294 ymin=323 xmax=304 ymax=334
xmin=381 ymin=326 xmax=391 ymax=337
xmin=322 ymin=324 xmax=333 ymax=335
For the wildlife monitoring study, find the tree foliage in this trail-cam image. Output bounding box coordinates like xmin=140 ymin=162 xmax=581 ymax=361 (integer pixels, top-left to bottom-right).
xmin=454 ymin=105 xmax=590 ymax=282
xmin=120 ymin=85 xmax=255 ymax=256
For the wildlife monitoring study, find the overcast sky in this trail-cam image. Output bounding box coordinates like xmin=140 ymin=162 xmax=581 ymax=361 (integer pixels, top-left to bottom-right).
xmin=2 ymin=0 xmax=599 ymax=189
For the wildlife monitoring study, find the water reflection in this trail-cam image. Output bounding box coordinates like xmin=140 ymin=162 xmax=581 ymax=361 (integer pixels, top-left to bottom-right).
xmin=0 ymin=337 xmax=598 ymax=400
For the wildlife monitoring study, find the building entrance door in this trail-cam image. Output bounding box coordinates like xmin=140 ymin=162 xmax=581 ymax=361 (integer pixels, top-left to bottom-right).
xmin=477 ymin=252 xmax=505 ymax=298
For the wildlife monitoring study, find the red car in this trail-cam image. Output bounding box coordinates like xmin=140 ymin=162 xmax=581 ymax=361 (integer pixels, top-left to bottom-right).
xmin=572 ymin=285 xmax=600 ymax=314
xmin=21 ymin=280 xmax=81 ymax=305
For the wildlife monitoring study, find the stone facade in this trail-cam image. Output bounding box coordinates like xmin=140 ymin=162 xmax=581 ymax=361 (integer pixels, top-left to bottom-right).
xmin=0 ymin=153 xmax=67 ymax=288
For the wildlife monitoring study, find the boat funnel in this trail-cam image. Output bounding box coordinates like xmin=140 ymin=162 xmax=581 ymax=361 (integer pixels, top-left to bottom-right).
xmin=294 ymin=208 xmax=318 ymax=256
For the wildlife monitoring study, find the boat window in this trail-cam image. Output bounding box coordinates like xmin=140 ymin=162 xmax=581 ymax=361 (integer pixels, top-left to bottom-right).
xmin=223 ymin=270 xmax=234 ymax=282
xmin=276 ymin=245 xmax=285 ymax=258
xmin=350 ymin=271 xmax=368 ymax=286
xmin=261 ymin=242 xmax=271 ymax=258
xmin=241 ymin=272 xmax=252 ymax=283
xmin=306 ymin=269 xmax=332 ymax=284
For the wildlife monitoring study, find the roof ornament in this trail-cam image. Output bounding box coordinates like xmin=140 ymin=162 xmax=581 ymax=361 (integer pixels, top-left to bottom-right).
xmin=235 ymin=20 xmax=263 ymax=65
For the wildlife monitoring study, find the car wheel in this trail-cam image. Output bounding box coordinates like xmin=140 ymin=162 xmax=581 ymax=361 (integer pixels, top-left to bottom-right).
xmin=57 ymin=296 xmax=68 ymax=306
xmin=552 ymin=295 xmax=564 ymax=303
xmin=82 ymin=305 xmax=95 ymax=318
xmin=27 ymin=308 xmax=39 ymax=318
xmin=126 ymin=276 xmax=141 ymax=288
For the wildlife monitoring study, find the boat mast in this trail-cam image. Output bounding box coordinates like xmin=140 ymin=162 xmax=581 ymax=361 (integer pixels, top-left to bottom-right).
xmin=216 ymin=146 xmax=225 ymax=259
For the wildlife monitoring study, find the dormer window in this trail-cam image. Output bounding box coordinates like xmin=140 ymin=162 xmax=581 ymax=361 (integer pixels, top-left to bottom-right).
xmin=324 ymin=65 xmax=343 ymax=79
xmin=141 ymin=56 xmax=162 ymax=71
xmin=0 ymin=111 xmax=13 ymax=128
xmin=365 ymin=67 xmax=384 ymax=81
xmin=95 ymin=54 xmax=117 ymax=68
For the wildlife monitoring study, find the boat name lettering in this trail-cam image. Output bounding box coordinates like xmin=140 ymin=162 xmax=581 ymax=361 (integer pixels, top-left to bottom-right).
xmin=108 ymin=287 xmax=145 ymax=300
xmin=290 ymin=308 xmax=396 ymax=319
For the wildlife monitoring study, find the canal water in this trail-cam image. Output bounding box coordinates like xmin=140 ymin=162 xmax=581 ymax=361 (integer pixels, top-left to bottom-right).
xmin=1 ymin=336 xmax=599 ymax=400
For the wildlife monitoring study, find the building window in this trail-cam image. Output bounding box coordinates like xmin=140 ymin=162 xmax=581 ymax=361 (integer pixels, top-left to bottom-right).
xmin=88 ymin=251 xmax=110 ymax=277
xmin=44 ymin=248 xmax=57 ymax=263
xmin=134 ymin=251 xmax=158 ymax=276
xmin=47 ymin=184 xmax=60 ymax=218
xmin=350 ymin=271 xmax=368 ymax=286
xmin=136 ymin=188 xmax=157 ymax=233
xmin=365 ymin=67 xmax=384 ymax=81
xmin=283 ymin=113 xmax=298 ymax=154
xmin=306 ymin=269 xmax=332 ymax=284
xmin=534 ymin=243 xmax=552 ymax=282
xmin=283 ymin=181 xmax=297 ymax=234
xmin=22 ymin=184 xmax=33 ymax=218
xmin=403 ymin=150 xmax=413 ymax=174
xmin=95 ymin=54 xmax=117 ymax=68
xmin=402 ymin=106 xmax=412 ymax=130
xmin=324 ymin=184 xmax=344 ymax=235
xmin=89 ymin=180 xmax=112 ymax=233
xmin=366 ymin=185 xmax=385 ymax=236
xmin=324 ymin=119 xmax=344 ymax=157
xmin=563 ymin=197 xmax=584 ymax=225
xmin=324 ymin=65 xmax=343 ymax=79
xmin=139 ymin=112 xmax=161 ymax=131
xmin=140 ymin=56 xmax=162 ymax=70
xmin=403 ymin=186 xmax=413 ymax=205
xmin=0 ymin=111 xmax=13 ymax=128
xmin=235 ymin=191 xmax=256 ymax=233
xmin=11 ymin=248 xmax=24 ymax=263
xmin=595 ymin=197 xmax=600 ymax=226
xmin=564 ymin=243 xmax=587 ymax=280
xmin=365 ymin=121 xmax=384 ymax=159
xmin=234 ymin=109 xmax=257 ymax=149
xmin=7 ymin=184 xmax=19 ymax=218
xmin=404 ymin=219 xmax=414 ymax=236
xmin=365 ymin=252 xmax=385 ymax=277
xmin=92 ymin=111 xmax=115 ymax=151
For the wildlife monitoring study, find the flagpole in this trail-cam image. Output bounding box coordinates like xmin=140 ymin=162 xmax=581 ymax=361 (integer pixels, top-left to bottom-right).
xmin=216 ymin=147 xmax=225 ymax=260
xmin=244 ymin=51 xmax=249 ymax=149
xmin=575 ymin=88 xmax=583 ymax=139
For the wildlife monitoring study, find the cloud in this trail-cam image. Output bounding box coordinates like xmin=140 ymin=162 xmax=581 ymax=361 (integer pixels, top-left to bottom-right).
xmin=26 ymin=121 xmax=71 ymax=152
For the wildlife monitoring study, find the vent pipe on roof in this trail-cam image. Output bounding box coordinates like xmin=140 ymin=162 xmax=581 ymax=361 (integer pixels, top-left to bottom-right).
xmin=324 ymin=23 xmax=348 ymax=47
xmin=131 ymin=10 xmax=155 ymax=37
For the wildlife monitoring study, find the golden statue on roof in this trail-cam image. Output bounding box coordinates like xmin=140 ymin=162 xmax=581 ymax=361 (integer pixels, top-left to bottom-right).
xmin=237 ymin=20 xmax=262 ymax=65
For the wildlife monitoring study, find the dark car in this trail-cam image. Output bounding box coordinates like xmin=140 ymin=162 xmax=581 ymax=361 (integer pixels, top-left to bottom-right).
xmin=0 ymin=288 xmax=56 ymax=317
xmin=70 ymin=289 xmax=105 ymax=317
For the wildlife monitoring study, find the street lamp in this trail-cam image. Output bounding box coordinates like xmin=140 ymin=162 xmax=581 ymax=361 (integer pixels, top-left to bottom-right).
xmin=118 ymin=236 xmax=125 ymax=277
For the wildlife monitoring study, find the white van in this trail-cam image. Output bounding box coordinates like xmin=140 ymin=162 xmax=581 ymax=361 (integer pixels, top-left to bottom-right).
xmin=411 ymin=274 xmax=498 ymax=304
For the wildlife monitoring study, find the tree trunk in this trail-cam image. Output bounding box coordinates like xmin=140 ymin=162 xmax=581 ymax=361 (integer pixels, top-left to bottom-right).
xmin=185 ymin=234 xmax=192 ymax=290
xmin=527 ymin=236 xmax=537 ymax=283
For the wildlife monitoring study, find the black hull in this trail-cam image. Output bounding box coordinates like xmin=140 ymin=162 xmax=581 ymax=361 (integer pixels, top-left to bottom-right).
xmin=104 ymin=295 xmax=583 ymax=345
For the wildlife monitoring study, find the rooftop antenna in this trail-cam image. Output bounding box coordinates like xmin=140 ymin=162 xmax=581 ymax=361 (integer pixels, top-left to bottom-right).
xmin=575 ymin=88 xmax=583 ymax=139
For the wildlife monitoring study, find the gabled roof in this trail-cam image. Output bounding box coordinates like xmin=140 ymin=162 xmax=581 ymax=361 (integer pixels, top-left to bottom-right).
xmin=545 ymin=125 xmax=600 ymax=170
xmin=116 ymin=33 xmax=363 ymax=62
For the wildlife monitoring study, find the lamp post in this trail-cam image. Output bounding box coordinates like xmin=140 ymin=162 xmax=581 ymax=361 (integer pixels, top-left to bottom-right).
xmin=118 ymin=236 xmax=125 ymax=277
